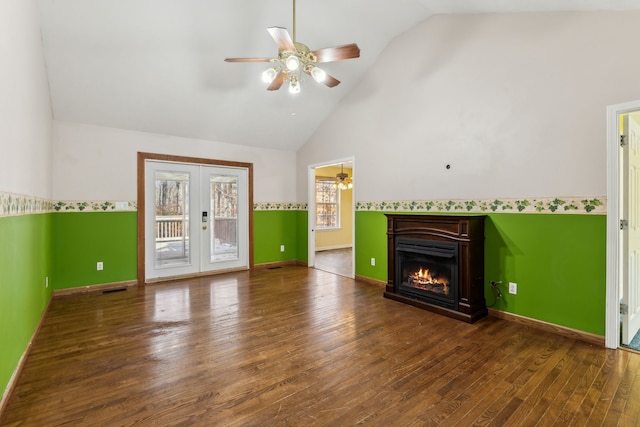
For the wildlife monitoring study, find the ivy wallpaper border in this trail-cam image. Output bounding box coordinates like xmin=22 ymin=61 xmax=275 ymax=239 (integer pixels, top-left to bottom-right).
xmin=254 ymin=202 xmax=307 ymax=211
xmin=356 ymin=197 xmax=606 ymax=214
xmin=0 ymin=193 xmax=139 ymax=217
xmin=53 ymin=201 xmax=137 ymax=212
xmin=0 ymin=194 xmax=606 ymax=217
xmin=0 ymin=192 xmax=55 ymax=217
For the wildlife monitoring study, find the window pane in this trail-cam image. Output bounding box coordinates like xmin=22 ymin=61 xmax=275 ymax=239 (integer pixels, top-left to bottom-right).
xmin=210 ymin=175 xmax=239 ymax=262
xmin=316 ymin=178 xmax=339 ymax=229
xmin=155 ymin=171 xmax=190 ymax=267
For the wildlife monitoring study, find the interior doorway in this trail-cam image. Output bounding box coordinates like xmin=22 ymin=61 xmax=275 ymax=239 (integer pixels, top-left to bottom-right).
xmin=606 ymin=101 xmax=640 ymax=349
xmin=307 ymin=158 xmax=355 ymax=278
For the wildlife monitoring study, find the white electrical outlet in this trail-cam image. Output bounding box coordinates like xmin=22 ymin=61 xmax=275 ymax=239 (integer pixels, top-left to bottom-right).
xmin=509 ymin=282 xmax=517 ymax=295
xmin=371 ymin=258 xmax=376 ymax=266
xmin=280 ymin=245 xmax=285 ymax=252
xmin=97 ymin=261 xmax=104 ymax=271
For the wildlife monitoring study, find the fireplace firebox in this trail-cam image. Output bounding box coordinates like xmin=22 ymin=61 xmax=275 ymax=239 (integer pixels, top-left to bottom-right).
xmin=384 ymin=215 xmax=487 ymax=323
xmin=396 ymin=238 xmax=458 ymax=310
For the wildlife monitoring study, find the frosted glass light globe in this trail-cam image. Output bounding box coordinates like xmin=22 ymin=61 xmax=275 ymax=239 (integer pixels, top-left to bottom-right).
xmin=285 ymin=55 xmax=300 ymax=71
xmin=261 ymin=68 xmax=277 ymax=83
xmin=310 ymin=67 xmax=326 ymax=83
xmin=289 ymin=78 xmax=300 ymax=94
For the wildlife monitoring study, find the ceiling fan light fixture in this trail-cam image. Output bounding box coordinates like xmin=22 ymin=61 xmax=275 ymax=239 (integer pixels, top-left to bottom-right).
xmin=310 ymin=66 xmax=327 ymax=83
xmin=337 ymin=181 xmax=353 ymax=190
xmin=261 ymin=67 xmax=278 ymax=83
xmin=289 ymin=76 xmax=301 ymax=94
xmin=285 ymin=54 xmax=300 ymax=71
xmin=224 ymin=0 xmax=360 ymax=93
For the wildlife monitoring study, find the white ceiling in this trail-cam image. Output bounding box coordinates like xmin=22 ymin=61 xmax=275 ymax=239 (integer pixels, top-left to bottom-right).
xmin=36 ymin=0 xmax=640 ymax=151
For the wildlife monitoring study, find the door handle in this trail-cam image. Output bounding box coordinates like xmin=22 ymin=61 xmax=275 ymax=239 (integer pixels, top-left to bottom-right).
xmin=202 ymin=211 xmax=208 ymax=230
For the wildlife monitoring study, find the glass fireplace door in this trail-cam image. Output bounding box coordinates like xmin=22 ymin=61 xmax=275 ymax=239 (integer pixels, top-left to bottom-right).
xmin=396 ymin=238 xmax=458 ymax=309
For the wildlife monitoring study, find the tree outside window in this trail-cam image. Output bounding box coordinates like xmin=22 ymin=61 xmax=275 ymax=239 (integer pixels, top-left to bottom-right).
xmin=316 ymin=178 xmax=339 ymax=229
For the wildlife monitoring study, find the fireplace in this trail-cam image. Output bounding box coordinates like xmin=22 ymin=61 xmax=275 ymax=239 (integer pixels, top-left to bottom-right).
xmin=396 ymin=238 xmax=458 ymax=310
xmin=384 ymin=215 xmax=487 ymax=323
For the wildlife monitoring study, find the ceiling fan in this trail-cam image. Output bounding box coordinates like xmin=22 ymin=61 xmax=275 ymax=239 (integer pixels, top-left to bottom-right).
xmin=224 ymin=0 xmax=360 ymax=94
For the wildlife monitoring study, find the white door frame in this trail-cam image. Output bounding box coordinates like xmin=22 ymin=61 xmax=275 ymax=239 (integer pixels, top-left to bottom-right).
xmin=606 ymin=100 xmax=640 ymax=348
xmin=307 ymin=157 xmax=356 ymax=278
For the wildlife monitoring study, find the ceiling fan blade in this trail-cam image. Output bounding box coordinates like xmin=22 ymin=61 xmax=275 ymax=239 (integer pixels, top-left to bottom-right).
xmin=224 ymin=57 xmax=273 ymax=63
xmin=267 ymin=71 xmax=287 ymax=91
xmin=312 ymin=43 xmax=360 ymax=63
xmin=267 ymin=27 xmax=296 ymax=52
xmin=304 ymin=69 xmax=341 ymax=88
xmin=319 ymin=73 xmax=341 ymax=88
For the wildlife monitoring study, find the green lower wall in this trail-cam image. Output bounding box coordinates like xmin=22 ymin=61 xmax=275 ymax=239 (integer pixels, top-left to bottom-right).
xmin=52 ymin=212 xmax=137 ymax=289
xmin=253 ymin=210 xmax=299 ymax=264
xmin=51 ymin=211 xmax=302 ymax=289
xmin=485 ymin=213 xmax=606 ymax=335
xmin=354 ymin=211 xmax=607 ymax=335
xmin=296 ymin=210 xmax=308 ymax=263
xmin=0 ymin=214 xmax=52 ymax=398
xmin=354 ymin=211 xmax=389 ymax=280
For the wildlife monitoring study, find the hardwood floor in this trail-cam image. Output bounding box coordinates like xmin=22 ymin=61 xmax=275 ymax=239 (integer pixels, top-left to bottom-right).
xmin=315 ymin=248 xmax=353 ymax=277
xmin=1 ymin=266 xmax=639 ymax=426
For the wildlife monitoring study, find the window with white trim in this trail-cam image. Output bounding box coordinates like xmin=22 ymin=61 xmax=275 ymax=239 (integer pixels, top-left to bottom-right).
xmin=315 ymin=177 xmax=339 ymax=229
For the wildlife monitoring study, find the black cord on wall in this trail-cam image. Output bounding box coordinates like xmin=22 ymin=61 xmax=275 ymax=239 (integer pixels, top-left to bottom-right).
xmin=487 ymin=281 xmax=502 ymax=307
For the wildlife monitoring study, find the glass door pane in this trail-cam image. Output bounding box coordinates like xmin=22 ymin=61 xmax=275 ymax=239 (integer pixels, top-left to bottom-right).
xmin=154 ymin=171 xmax=190 ymax=267
xmin=145 ymin=161 xmax=200 ymax=280
xmin=209 ymin=175 xmax=239 ymax=262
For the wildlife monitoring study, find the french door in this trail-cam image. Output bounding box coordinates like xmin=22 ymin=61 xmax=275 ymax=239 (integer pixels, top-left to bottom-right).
xmin=144 ymin=160 xmax=249 ymax=280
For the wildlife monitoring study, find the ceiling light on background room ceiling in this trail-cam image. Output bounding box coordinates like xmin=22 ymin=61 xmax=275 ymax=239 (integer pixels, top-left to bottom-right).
xmin=224 ymin=0 xmax=360 ymax=94
xmin=335 ymin=164 xmax=353 ymax=190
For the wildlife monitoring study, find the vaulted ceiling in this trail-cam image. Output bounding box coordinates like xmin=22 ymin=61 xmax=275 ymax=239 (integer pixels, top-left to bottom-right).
xmin=36 ymin=0 xmax=640 ymax=151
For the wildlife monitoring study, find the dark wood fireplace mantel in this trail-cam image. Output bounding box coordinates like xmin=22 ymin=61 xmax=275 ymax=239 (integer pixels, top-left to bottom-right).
xmin=384 ymin=214 xmax=487 ymax=323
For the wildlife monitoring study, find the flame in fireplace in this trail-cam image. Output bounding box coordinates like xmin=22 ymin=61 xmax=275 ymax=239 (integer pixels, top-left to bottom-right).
xmin=408 ymin=267 xmax=449 ymax=294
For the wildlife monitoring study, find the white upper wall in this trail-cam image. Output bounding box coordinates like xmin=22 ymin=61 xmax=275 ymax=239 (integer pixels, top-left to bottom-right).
xmin=297 ymin=12 xmax=640 ymax=202
xmin=52 ymin=121 xmax=296 ymax=203
xmin=0 ymin=0 xmax=53 ymax=198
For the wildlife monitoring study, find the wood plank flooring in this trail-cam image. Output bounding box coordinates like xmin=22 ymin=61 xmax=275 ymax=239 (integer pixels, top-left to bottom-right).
xmin=1 ymin=266 xmax=639 ymax=426
xmin=315 ymin=248 xmax=353 ymax=278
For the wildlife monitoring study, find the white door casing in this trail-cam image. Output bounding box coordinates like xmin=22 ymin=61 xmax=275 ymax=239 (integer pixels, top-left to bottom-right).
xmin=606 ymin=100 xmax=640 ymax=349
xmin=307 ymin=157 xmax=356 ymax=278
